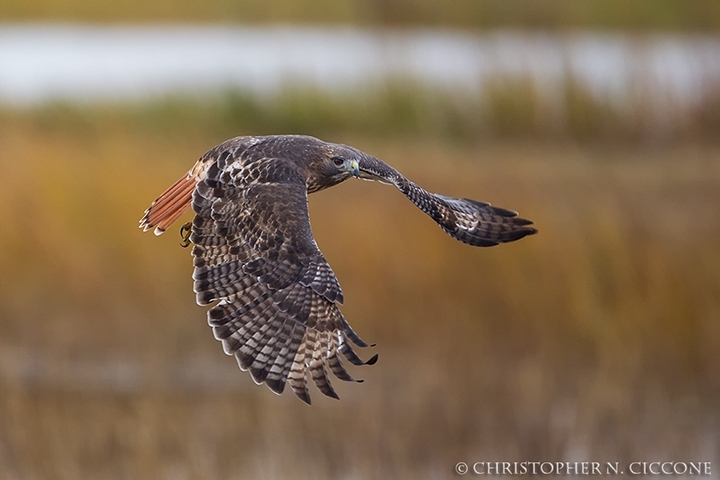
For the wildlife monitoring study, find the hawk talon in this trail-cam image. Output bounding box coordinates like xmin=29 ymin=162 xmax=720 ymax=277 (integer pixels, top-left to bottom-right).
xmin=179 ymin=222 xmax=192 ymax=248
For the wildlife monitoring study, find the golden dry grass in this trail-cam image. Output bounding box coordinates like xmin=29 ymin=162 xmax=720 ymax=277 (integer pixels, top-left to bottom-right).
xmin=4 ymin=0 xmax=720 ymax=31
xmin=0 ymin=116 xmax=719 ymax=478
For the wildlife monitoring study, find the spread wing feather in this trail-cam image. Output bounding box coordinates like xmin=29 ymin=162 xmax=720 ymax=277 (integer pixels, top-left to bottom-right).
xmin=357 ymin=157 xmax=537 ymax=246
xmin=188 ymin=147 xmax=374 ymax=404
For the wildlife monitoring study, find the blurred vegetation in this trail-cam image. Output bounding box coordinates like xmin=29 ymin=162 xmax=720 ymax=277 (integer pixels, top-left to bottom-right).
xmin=4 ymin=77 xmax=720 ymax=147
xmin=2 ymin=0 xmax=720 ymax=31
xmin=0 ymin=95 xmax=719 ymax=477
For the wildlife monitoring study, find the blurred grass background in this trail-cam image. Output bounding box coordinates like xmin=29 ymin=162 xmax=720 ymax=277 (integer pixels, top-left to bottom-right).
xmin=2 ymin=1 xmax=720 ymax=479
xmin=3 ymin=0 xmax=720 ymax=30
xmin=1 ymin=94 xmax=719 ymax=479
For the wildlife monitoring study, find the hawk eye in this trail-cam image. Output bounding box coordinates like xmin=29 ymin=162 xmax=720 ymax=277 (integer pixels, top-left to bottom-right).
xmin=332 ymin=157 xmax=345 ymax=167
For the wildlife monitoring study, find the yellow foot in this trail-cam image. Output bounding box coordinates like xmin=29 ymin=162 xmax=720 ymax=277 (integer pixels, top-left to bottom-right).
xmin=179 ymin=222 xmax=192 ymax=248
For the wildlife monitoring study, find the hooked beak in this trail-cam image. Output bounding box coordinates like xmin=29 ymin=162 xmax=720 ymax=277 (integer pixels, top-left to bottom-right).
xmin=350 ymin=160 xmax=360 ymax=178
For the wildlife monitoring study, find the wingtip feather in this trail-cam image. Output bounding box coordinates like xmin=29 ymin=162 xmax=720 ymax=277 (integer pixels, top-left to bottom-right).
xmin=294 ymin=389 xmax=312 ymax=405
xmin=265 ymin=377 xmax=287 ymax=395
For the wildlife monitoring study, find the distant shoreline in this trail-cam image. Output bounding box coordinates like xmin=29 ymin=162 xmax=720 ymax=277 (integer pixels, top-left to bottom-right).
xmin=2 ymin=25 xmax=719 ymax=107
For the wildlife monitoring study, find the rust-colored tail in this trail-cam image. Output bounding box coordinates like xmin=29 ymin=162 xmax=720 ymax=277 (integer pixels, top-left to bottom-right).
xmin=139 ymin=159 xmax=206 ymax=236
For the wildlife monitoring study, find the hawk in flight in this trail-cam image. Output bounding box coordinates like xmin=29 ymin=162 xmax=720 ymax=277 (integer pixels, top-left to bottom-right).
xmin=140 ymin=135 xmax=536 ymax=404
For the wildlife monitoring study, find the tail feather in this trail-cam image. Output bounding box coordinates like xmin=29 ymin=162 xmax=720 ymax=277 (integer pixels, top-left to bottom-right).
xmin=139 ymin=159 xmax=206 ymax=236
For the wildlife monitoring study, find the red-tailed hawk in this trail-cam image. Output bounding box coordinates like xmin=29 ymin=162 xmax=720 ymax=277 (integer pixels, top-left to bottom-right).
xmin=140 ymin=135 xmax=536 ymax=403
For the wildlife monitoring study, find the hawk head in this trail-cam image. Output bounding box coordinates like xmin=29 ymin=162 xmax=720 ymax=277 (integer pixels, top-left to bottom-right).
xmin=306 ymin=142 xmax=364 ymax=192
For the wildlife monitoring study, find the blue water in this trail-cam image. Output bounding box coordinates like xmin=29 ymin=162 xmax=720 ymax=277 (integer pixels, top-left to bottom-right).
xmin=1 ymin=24 xmax=719 ymax=107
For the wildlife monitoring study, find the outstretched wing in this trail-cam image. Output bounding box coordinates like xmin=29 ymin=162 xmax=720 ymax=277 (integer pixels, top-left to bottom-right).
xmin=189 ymin=151 xmax=376 ymax=404
xmin=357 ymin=156 xmax=537 ymax=246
